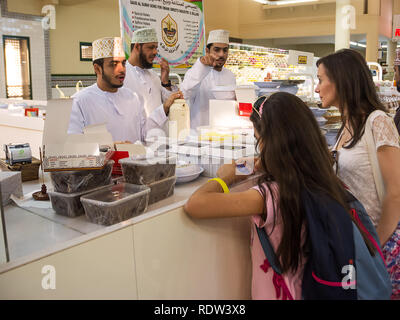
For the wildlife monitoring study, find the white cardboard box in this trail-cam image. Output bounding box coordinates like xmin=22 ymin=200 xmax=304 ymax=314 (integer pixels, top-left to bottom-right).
xmin=42 ymin=99 xmax=113 ymax=171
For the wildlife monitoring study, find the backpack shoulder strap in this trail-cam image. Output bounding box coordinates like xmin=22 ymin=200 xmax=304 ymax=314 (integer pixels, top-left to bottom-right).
xmin=255 ymin=225 xmax=282 ymax=275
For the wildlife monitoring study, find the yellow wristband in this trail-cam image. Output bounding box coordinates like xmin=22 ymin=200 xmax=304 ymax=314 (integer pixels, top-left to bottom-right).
xmin=208 ymin=178 xmax=230 ymax=194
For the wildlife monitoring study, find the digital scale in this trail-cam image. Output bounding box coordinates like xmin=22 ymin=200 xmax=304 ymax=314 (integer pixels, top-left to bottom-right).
xmin=3 ymin=143 xmax=32 ymax=166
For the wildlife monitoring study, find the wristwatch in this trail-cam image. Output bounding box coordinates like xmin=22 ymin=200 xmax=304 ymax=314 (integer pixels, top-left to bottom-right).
xmin=161 ymin=80 xmax=172 ymax=88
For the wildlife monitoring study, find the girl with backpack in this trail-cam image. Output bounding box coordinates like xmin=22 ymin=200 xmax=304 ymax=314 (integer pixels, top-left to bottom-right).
xmin=184 ymin=92 xmax=382 ymax=300
xmin=315 ymin=49 xmax=400 ymax=300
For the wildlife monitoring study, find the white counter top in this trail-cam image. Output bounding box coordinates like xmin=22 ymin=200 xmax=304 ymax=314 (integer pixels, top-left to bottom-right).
xmin=1 ymin=172 xmax=258 ymax=272
xmin=0 ymin=98 xmax=47 ymax=106
xmin=0 ymin=109 xmax=44 ymax=131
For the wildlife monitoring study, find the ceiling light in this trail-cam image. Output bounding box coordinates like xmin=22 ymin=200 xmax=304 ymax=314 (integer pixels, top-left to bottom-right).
xmin=350 ymin=41 xmax=366 ymax=48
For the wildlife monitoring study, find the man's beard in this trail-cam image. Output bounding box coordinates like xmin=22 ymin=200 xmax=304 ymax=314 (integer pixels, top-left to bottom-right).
xmin=139 ymin=50 xmax=153 ymax=69
xmin=101 ymin=69 xmax=123 ymax=89
xmin=214 ymin=59 xmax=226 ymax=70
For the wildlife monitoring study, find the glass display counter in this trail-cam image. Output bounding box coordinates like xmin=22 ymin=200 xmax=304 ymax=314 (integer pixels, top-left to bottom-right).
xmin=225 ymin=42 xmax=317 ymax=100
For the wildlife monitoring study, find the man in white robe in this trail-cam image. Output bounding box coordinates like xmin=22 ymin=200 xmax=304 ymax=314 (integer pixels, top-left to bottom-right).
xmin=124 ymin=28 xmax=180 ymax=117
xmin=68 ymin=37 xmax=179 ymax=143
xmin=180 ymin=29 xmax=236 ymax=130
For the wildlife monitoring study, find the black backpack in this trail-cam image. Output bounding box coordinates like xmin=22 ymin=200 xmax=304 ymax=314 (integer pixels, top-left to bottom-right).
xmin=256 ymin=189 xmax=391 ymax=300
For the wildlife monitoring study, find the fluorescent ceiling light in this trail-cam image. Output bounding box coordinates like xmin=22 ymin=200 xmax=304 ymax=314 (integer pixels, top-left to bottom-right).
xmin=255 ymin=0 xmax=318 ymax=5
xmin=350 ymin=41 xmax=366 ymax=48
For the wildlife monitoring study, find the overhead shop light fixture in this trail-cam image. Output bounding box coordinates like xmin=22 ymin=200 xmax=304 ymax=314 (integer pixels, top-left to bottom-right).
xmin=254 ymin=0 xmax=318 ymax=5
xmin=380 ymin=44 xmax=400 ymax=49
xmin=350 ymin=41 xmax=366 ymax=48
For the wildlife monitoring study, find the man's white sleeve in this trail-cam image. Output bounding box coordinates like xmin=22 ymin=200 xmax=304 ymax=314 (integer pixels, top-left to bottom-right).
xmin=67 ymin=98 xmax=85 ymax=134
xmin=180 ymin=58 xmax=212 ymax=100
xmin=138 ymin=94 xmax=168 ymax=141
xmin=161 ymin=85 xmax=178 ymax=102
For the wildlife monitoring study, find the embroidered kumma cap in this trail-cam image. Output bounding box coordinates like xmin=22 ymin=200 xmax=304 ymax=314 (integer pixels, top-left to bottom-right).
xmin=92 ymin=37 xmax=125 ymax=61
xmin=207 ymin=29 xmax=230 ymax=45
xmin=131 ymin=28 xmax=158 ymax=44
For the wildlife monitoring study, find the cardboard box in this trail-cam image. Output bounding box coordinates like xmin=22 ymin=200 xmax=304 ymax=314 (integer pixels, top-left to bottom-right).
xmin=41 ymin=99 xmax=113 ymax=171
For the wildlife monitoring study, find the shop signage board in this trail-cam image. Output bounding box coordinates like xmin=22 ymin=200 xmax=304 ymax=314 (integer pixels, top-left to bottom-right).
xmin=119 ymin=0 xmax=205 ymax=68
xmin=393 ymin=15 xmax=400 ymax=41
xmin=288 ymin=50 xmax=314 ymax=67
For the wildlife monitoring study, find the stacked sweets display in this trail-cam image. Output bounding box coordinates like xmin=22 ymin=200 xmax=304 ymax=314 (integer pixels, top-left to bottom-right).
xmin=119 ymin=155 xmax=177 ymax=205
xmin=48 ymin=161 xmax=152 ymax=226
xmin=48 ymin=161 xmax=115 ymax=217
xmin=80 ymin=182 xmax=150 ymax=226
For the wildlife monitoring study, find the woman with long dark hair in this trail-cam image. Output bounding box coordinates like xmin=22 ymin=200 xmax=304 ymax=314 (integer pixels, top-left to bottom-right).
xmin=184 ymin=92 xmax=355 ymax=299
xmin=315 ymin=48 xmax=400 ymax=299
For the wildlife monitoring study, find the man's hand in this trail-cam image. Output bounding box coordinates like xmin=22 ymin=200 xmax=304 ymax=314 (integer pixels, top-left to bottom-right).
xmin=200 ymin=52 xmax=219 ymax=68
xmin=163 ymin=91 xmax=184 ymax=115
xmin=160 ymin=58 xmax=170 ymax=83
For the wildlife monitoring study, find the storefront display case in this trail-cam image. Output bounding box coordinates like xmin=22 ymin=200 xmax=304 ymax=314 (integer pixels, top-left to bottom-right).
xmin=375 ymin=80 xmax=400 ymax=115
xmin=225 ymin=43 xmax=317 ymax=100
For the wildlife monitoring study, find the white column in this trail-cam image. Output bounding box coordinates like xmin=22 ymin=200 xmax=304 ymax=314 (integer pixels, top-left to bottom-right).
xmin=335 ymin=0 xmax=352 ymax=51
xmin=366 ymin=28 xmax=379 ymax=62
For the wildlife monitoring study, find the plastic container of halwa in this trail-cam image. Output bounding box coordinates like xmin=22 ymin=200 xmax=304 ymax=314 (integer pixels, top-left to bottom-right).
xmin=119 ymin=156 xmax=176 ymax=185
xmin=80 ymin=182 xmax=150 ymax=226
xmin=48 ymin=184 xmax=113 ymax=217
xmin=147 ymin=175 xmax=177 ymax=205
xmin=50 ymin=161 xmax=114 ymax=193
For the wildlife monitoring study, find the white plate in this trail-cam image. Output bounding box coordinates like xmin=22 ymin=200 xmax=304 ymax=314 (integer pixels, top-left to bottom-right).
xmin=176 ymin=167 xmax=204 ymax=184
xmin=176 ymin=161 xmax=201 ymax=175
xmin=279 ymin=85 xmax=298 ymax=95
xmin=310 ymin=107 xmax=326 ymax=117
xmin=254 ymin=81 xmax=282 ymax=88
xmin=316 ymin=117 xmax=327 ymax=126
